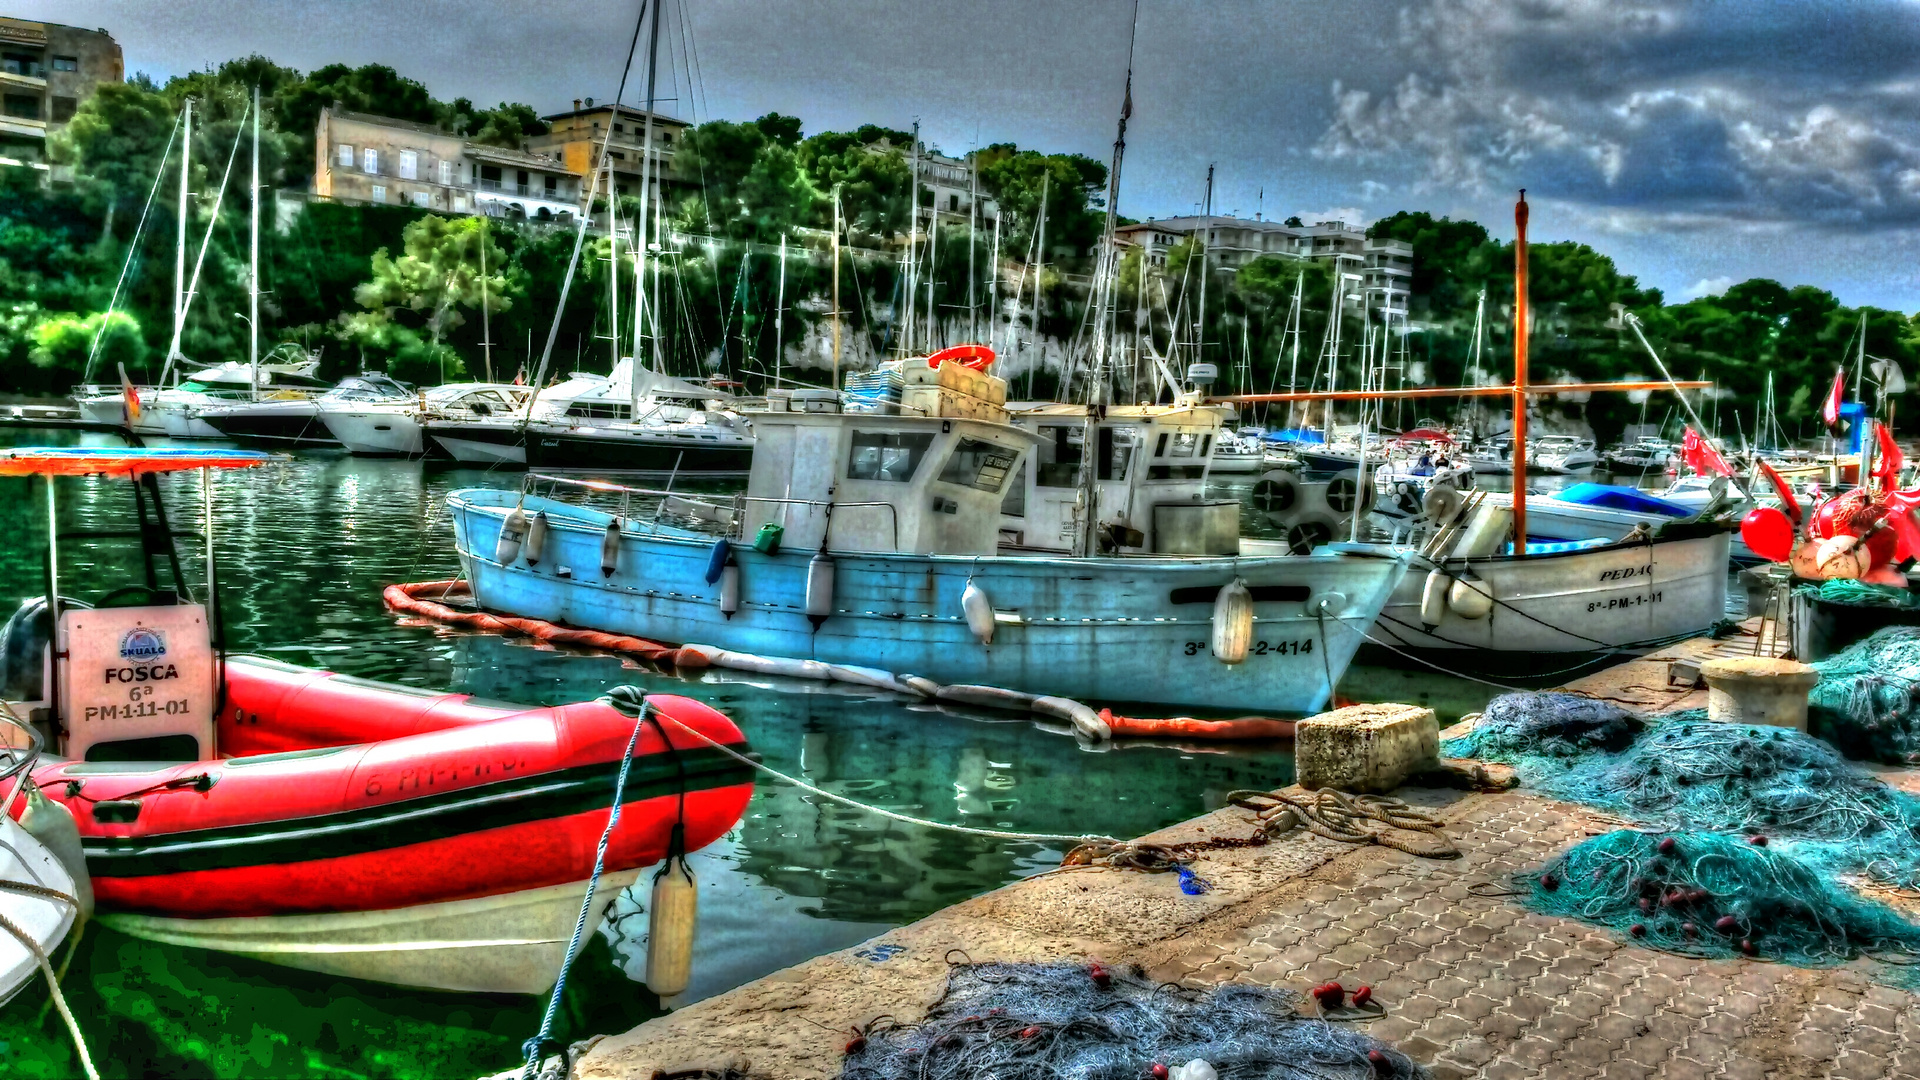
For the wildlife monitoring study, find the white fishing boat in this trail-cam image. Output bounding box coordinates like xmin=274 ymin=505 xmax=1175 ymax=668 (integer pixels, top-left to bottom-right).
xmin=319 ymin=382 xmax=531 ymax=457
xmin=1207 ymin=430 xmax=1265 ymax=474
xmin=0 ymin=710 xmax=81 ymax=1007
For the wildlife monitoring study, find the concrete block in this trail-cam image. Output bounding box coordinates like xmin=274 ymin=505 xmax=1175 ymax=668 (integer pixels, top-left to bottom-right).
xmin=1295 ymin=702 xmax=1440 ymax=793
xmin=1700 ymin=656 xmax=1818 ymax=732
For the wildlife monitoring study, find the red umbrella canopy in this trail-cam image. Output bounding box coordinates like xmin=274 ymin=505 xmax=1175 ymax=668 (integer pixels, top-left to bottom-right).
xmin=0 ymin=447 xmax=274 ymax=477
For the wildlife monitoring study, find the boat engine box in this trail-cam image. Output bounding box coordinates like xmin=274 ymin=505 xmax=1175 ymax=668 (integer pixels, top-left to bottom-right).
xmin=1152 ymin=500 xmax=1241 ymax=556
xmin=57 ymin=604 xmax=216 ymax=762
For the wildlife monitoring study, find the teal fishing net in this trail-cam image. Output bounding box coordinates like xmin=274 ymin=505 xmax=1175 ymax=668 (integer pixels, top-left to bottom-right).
xmin=1443 ymin=695 xmax=1920 ymax=888
xmin=1803 ymin=579 xmax=1920 ymax=609
xmin=1809 ymin=627 xmax=1920 ymax=764
xmin=1523 ymin=830 xmax=1920 ymax=972
xmin=1440 ymin=692 xmax=1643 ymax=760
xmin=837 ymin=961 xmax=1422 ymax=1080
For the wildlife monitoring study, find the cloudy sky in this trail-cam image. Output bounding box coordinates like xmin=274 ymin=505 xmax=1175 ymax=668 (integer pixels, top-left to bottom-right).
xmin=27 ymin=0 xmax=1920 ymax=310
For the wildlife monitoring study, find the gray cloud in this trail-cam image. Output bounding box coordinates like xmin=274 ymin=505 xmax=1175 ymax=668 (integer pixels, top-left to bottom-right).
xmin=1317 ymin=0 xmax=1920 ymax=230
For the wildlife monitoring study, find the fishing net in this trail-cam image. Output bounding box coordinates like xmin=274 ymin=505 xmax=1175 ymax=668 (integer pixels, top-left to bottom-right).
xmin=1808 ymin=627 xmax=1920 ymax=764
xmin=837 ymin=961 xmax=1423 ymax=1080
xmin=1441 ymin=692 xmax=1642 ymax=760
xmin=1443 ymin=696 xmax=1920 ymax=888
xmin=1522 ymin=830 xmax=1920 ymax=973
xmin=1804 ymin=579 xmax=1920 ymax=609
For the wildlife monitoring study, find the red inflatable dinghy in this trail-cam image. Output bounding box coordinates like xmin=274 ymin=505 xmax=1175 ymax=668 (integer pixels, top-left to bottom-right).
xmin=21 ymin=657 xmax=754 ymax=993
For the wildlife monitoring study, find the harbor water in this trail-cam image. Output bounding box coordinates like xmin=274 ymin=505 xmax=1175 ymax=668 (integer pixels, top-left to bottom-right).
xmin=1 ymin=436 xmax=1537 ymax=1079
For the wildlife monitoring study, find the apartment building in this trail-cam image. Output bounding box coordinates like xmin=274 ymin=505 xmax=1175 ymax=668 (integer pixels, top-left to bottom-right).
xmin=313 ymin=106 xmax=582 ymax=220
xmin=1115 ymin=215 xmax=1411 ymax=318
xmin=0 ymin=17 xmax=120 ymax=160
xmin=526 ymin=99 xmax=687 ymax=208
xmin=860 ymin=136 xmax=999 ymax=234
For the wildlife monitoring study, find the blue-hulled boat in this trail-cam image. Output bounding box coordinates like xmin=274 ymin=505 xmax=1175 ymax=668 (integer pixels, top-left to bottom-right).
xmin=445 ymin=401 xmax=1408 ymax=714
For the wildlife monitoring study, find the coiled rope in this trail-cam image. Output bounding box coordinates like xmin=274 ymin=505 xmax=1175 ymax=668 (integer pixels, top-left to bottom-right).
xmin=0 ymin=879 xmax=97 ymax=1080
xmin=1227 ymin=788 xmax=1461 ymax=859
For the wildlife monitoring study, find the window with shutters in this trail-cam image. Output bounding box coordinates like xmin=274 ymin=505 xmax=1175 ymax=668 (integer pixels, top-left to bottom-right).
xmin=438 ymin=160 xmax=452 ymax=186
xmin=336 ymin=143 xmax=353 ymax=168
xmin=370 ymin=184 xmax=386 ymax=202
xmin=398 ymin=150 xmax=418 ymax=180
xmin=362 ymin=148 xmax=378 ymax=174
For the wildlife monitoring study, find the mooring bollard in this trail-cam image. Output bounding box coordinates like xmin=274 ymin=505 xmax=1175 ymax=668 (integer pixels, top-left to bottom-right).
xmin=1699 ymin=656 xmax=1820 ymax=732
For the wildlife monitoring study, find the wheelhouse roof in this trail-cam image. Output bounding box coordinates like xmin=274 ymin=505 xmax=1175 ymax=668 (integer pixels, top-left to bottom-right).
xmin=0 ymin=447 xmax=274 ymax=477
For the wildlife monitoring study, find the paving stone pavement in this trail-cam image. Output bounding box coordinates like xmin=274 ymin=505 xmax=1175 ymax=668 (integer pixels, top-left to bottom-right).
xmin=548 ymin=784 xmax=1920 ymax=1080
xmin=1145 ymin=790 xmax=1920 ymax=1080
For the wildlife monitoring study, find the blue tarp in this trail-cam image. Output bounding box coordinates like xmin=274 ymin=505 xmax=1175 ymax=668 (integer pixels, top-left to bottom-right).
xmin=1551 ymin=482 xmax=1693 ymax=518
xmin=1262 ymin=428 xmax=1326 ymax=445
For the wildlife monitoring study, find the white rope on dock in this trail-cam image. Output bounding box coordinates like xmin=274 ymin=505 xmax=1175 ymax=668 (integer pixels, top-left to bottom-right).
xmin=650 ymin=709 xmax=1118 ymax=847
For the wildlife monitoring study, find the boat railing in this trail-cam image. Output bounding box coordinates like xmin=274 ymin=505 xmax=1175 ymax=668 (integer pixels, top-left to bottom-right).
xmin=524 ymin=473 xmax=902 ymax=547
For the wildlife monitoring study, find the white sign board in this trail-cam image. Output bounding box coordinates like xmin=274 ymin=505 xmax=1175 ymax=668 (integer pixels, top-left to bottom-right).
xmin=58 ymin=605 xmax=215 ymax=760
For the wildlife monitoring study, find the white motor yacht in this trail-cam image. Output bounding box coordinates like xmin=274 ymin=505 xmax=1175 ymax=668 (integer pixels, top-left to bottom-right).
xmin=201 ymin=374 xmax=413 ymax=449
xmin=320 ymin=383 xmax=532 ymax=457
xmin=1528 ymin=435 xmax=1599 ymax=474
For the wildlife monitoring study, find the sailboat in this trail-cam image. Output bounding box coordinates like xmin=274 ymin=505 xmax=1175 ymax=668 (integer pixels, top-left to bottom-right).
xmin=1225 ymin=194 xmax=1732 ymax=677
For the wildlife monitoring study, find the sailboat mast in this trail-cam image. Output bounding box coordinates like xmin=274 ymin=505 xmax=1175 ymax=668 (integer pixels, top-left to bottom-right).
xmin=904 ymin=121 xmax=920 ymax=357
xmin=167 ymin=98 xmax=191 ymax=385
xmin=248 ymin=87 xmax=259 ymax=397
xmin=608 ymin=165 xmax=620 ymax=375
xmin=968 ymin=151 xmax=978 ymax=342
xmin=1028 ymin=171 xmax=1048 ymax=397
xmin=775 ymin=234 xmax=787 ymax=388
xmin=1195 ymin=164 xmax=1212 ymax=367
xmin=1512 ymin=191 xmax=1531 ymax=548
xmin=480 ymin=220 xmax=492 ymax=382
xmin=635 ymin=0 xmax=663 ymax=370
xmin=831 ymin=188 xmax=842 ymax=384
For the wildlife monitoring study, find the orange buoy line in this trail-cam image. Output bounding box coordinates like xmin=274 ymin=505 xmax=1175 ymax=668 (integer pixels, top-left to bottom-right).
xmin=384 ymin=580 xmax=1294 ymax=741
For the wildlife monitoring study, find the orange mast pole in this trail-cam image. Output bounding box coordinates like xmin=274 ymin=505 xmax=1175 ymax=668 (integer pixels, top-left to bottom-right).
xmin=1512 ymin=191 xmax=1530 ymax=551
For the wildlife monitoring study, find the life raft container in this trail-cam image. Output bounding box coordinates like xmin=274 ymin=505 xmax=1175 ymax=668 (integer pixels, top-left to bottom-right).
xmin=29 ymin=656 xmax=755 ymax=920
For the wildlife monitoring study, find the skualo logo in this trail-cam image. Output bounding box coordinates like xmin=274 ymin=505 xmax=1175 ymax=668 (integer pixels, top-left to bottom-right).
xmin=118 ymin=627 xmax=168 ymax=661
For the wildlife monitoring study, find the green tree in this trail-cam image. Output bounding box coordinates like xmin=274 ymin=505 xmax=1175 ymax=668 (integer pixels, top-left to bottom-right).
xmin=29 ymin=310 xmax=147 ymax=380
xmin=797 ymin=128 xmax=913 ymax=236
xmin=976 ymin=145 xmax=1108 ymax=264
xmin=50 ymin=82 xmax=177 ymax=217
xmin=447 ymin=99 xmax=550 ymax=148
xmin=345 ymin=215 xmax=513 ymax=382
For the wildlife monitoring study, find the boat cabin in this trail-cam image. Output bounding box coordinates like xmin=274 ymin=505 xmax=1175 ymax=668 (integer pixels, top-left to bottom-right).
xmin=998 ymin=401 xmax=1240 ymax=555
xmin=741 ymin=410 xmax=1038 ymax=556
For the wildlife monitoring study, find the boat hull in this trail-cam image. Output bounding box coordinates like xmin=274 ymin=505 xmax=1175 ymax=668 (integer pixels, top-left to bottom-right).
xmin=1331 ymin=529 xmax=1731 ymax=671
xmin=99 ymin=870 xmax=641 ymax=995
xmin=427 ymin=422 xmax=527 ymax=465
xmin=322 ymin=407 xmax=424 ymax=456
xmin=202 ymin=402 xmax=338 ymax=448
xmin=526 ymin=428 xmax=753 ymax=474
xmin=447 ymin=490 xmax=1408 ymax=714
xmin=0 ymin=816 xmax=76 ymax=1006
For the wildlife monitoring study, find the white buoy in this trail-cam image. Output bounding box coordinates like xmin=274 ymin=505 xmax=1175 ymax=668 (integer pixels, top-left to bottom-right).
xmin=494 ymin=505 xmax=529 ymax=564
xmin=719 ymin=562 xmax=740 ymax=618
xmin=524 ymin=510 xmax=550 ymax=566
xmin=1420 ymin=568 xmax=1452 ymax=626
xmin=961 ymin=580 xmax=994 ymax=645
xmin=601 ymin=520 xmax=621 ymax=576
xmin=1448 ymin=574 xmax=1493 ymax=619
xmin=1173 ymin=1061 xmax=1218 ymax=1080
xmin=644 ymin=855 xmax=698 ymax=999
xmin=805 ymin=552 xmax=835 ymax=625
xmin=1211 ymin=578 xmax=1254 ymax=664
xmin=20 ymin=781 xmax=91 ymax=918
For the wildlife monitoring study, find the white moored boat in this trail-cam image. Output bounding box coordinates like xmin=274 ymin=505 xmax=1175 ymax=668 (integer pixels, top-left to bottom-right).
xmin=319 ymin=382 xmax=531 ymax=457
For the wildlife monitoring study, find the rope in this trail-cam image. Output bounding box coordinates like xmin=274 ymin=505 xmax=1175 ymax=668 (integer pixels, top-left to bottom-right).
xmin=0 ymin=883 xmax=97 ymax=1080
xmin=519 ymin=696 xmax=654 ymax=1080
xmin=650 ymin=709 xmax=1116 ymax=846
xmin=1228 ymin=787 xmax=1461 ymax=859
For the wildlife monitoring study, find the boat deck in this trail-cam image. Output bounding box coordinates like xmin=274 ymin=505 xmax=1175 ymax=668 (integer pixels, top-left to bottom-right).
xmin=510 ymin=620 xmax=1920 ymax=1080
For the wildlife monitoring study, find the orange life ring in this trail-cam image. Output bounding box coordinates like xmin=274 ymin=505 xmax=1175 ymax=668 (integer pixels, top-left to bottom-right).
xmin=926 ymin=344 xmax=996 ymax=371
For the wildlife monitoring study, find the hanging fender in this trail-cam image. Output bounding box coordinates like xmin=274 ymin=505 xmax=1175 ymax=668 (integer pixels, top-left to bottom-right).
xmin=495 ymin=505 xmax=529 ymax=564
xmin=805 ymin=552 xmax=835 ymax=626
xmin=704 ymin=538 xmax=730 ymax=585
xmin=961 ymin=580 xmax=994 ymax=645
xmin=1420 ymin=569 xmax=1452 ymax=627
xmin=1448 ymin=574 xmax=1493 ymax=619
xmin=645 ymin=856 xmax=698 ymax=999
xmin=523 ymin=510 xmax=550 ymax=566
xmin=601 ymin=520 xmax=622 ymax=577
xmin=719 ymin=561 xmax=740 ymax=618
xmin=1211 ymin=578 xmax=1254 ymax=664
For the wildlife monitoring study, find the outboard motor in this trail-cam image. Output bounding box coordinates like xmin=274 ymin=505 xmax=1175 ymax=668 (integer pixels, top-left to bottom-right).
xmin=0 ymin=597 xmax=91 ymax=723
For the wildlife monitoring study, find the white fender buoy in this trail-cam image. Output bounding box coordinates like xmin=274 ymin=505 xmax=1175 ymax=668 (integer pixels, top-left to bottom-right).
xmin=1420 ymin=569 xmax=1452 ymax=627
xmin=524 ymin=510 xmax=550 ymax=566
xmin=601 ymin=520 xmax=622 ymax=577
xmin=20 ymin=781 xmax=91 ymax=919
xmin=1211 ymin=578 xmax=1254 ymax=664
xmin=719 ymin=561 xmax=740 ymax=618
xmin=805 ymin=552 xmax=836 ymax=626
xmin=494 ymin=505 xmax=529 ymax=564
xmin=644 ymin=856 xmax=697 ymax=999
xmin=961 ymin=580 xmax=994 ymax=645
xmin=1448 ymin=574 xmax=1493 ymax=619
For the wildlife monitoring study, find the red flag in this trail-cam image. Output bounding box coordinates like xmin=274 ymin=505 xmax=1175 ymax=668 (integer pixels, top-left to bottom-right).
xmin=1755 ymin=457 xmax=1801 ymax=525
xmin=1874 ymin=421 xmax=1903 ymax=491
xmin=513 ymin=365 xmax=526 ymax=386
xmin=118 ymin=363 xmax=140 ymax=424
xmin=1681 ymin=427 xmax=1733 ymax=478
xmin=1884 ymin=489 xmax=1920 ymax=562
xmin=1822 ymin=366 xmax=1847 ymax=429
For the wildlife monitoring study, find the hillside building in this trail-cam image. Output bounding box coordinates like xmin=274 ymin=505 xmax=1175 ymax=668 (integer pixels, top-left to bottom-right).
xmin=0 ymin=17 xmax=120 ymax=161
xmin=1114 ymin=215 xmax=1411 ymax=320
xmin=312 ymin=106 xmax=583 ymax=221
xmin=525 ymin=98 xmax=687 ymax=209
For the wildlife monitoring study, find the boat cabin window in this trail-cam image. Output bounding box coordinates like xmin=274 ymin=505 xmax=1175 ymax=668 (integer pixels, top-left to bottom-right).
xmin=847 ymin=430 xmax=935 ymax=482
xmin=1035 ymin=425 xmax=1083 ymax=488
xmin=937 ymin=437 xmax=1019 ymax=493
xmin=1148 ymin=429 xmax=1208 ymax=480
xmin=565 ymin=402 xmax=633 ymax=420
